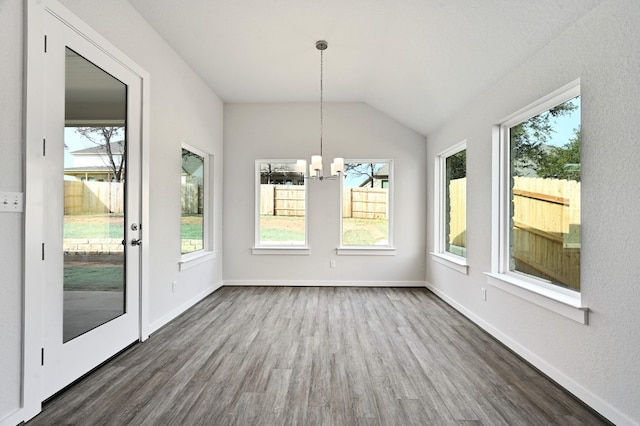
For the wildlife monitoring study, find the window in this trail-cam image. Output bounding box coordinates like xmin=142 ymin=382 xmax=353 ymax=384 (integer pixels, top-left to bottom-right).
xmin=254 ymin=160 xmax=307 ymax=252
xmin=432 ymin=141 xmax=467 ymax=273
xmin=339 ymin=160 xmax=394 ymax=254
xmin=181 ymin=144 xmax=209 ymax=256
xmin=489 ymin=81 xmax=586 ymax=323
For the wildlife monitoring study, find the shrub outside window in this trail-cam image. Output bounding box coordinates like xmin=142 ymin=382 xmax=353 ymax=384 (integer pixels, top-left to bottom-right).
xmin=340 ymin=161 xmax=393 ymax=247
xmin=502 ymin=89 xmax=581 ymax=293
xmin=255 ymin=160 xmax=307 ymax=247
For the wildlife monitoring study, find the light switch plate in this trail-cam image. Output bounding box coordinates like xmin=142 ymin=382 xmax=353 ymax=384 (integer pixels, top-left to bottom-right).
xmin=0 ymin=192 xmax=24 ymax=213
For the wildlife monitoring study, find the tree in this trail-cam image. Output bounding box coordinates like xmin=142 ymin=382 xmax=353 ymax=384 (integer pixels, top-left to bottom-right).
xmin=537 ymin=129 xmax=581 ymax=181
xmin=260 ymin=162 xmax=299 ymax=184
xmin=344 ymin=163 xmax=386 ymax=187
xmin=75 ymin=127 xmax=125 ymax=182
xmin=511 ymin=100 xmax=578 ymax=177
xmin=447 ymin=150 xmax=466 ymax=180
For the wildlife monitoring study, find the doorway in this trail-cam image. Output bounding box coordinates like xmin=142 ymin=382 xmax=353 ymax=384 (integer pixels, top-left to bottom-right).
xmin=23 ymin=1 xmax=149 ymax=412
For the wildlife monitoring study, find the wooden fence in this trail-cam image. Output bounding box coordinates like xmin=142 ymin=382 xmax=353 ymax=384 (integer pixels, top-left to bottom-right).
xmin=65 ymin=181 xmax=202 ymax=215
xmin=449 ymin=176 xmax=580 ymax=290
xmin=260 ymin=185 xmax=388 ymax=219
xmin=260 ymin=185 xmax=306 ymax=216
xmin=64 ymin=181 xmax=124 ymax=214
xmin=512 ymin=177 xmax=581 ymax=290
xmin=448 ymin=178 xmax=466 ymax=248
xmin=182 ymin=183 xmax=203 ymax=214
xmin=342 ymin=187 xmax=388 ymax=219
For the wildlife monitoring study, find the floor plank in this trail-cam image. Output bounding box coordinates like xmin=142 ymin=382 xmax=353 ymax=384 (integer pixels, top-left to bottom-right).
xmin=28 ymin=287 xmax=611 ymax=425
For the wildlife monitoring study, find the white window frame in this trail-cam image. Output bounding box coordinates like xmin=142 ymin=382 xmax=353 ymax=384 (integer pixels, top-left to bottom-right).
xmin=252 ymin=159 xmax=309 ymax=255
xmin=337 ymin=159 xmax=395 ymax=256
xmin=431 ymin=140 xmax=468 ymax=274
xmin=179 ymin=143 xmax=215 ymax=270
xmin=487 ymin=79 xmax=588 ymax=324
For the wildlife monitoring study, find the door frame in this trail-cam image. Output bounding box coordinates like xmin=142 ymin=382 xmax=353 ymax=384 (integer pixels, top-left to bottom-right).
xmin=22 ymin=0 xmax=150 ymax=421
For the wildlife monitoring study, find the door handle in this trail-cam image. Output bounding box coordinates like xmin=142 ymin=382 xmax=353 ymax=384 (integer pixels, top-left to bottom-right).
xmin=131 ymin=238 xmax=142 ymax=246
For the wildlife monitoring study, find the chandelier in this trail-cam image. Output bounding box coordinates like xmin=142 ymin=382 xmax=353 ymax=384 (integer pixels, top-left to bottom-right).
xmin=296 ymin=40 xmax=344 ymax=180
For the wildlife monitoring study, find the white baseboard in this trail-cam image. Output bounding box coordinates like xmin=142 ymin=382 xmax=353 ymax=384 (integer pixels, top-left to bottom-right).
xmin=147 ymin=281 xmax=223 ymax=335
xmin=424 ymin=281 xmax=636 ymax=426
xmin=223 ymin=280 xmax=426 ymax=288
xmin=0 ymin=408 xmax=28 ymax=426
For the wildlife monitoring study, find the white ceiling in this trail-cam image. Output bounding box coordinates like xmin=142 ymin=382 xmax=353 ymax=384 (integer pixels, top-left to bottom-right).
xmin=127 ymin=0 xmax=603 ymax=135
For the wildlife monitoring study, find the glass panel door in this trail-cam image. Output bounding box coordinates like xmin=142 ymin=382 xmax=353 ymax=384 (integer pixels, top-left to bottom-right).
xmin=41 ymin=9 xmax=142 ymax=400
xmin=63 ymin=48 xmax=127 ymax=341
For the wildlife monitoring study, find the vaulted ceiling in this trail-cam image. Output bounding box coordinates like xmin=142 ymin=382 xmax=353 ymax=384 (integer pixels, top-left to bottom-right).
xmin=127 ymin=0 xmax=603 ymax=135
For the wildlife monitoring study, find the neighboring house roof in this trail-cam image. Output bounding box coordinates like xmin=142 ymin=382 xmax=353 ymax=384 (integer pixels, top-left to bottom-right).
xmin=71 ymin=141 xmax=124 ymax=155
xmin=64 ymin=166 xmax=115 ymax=172
xmin=374 ymin=164 xmax=389 ymax=177
xmin=359 ymin=164 xmax=389 ymax=187
xmin=260 ymin=170 xmax=305 ymax=185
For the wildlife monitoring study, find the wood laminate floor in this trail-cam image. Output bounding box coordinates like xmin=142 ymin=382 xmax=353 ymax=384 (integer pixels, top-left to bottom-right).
xmin=27 ymin=287 xmax=609 ymax=425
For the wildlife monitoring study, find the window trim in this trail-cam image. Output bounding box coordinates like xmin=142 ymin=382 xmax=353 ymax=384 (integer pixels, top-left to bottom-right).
xmin=431 ymin=140 xmax=468 ymax=274
xmin=338 ymin=159 xmax=395 ymax=254
xmin=179 ymin=143 xmax=213 ymax=268
xmin=253 ymin=159 xmax=309 ymax=252
xmin=490 ymin=79 xmax=588 ymax=323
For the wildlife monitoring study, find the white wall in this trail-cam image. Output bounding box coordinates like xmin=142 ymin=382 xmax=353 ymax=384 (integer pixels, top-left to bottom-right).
xmin=425 ymin=0 xmax=640 ymax=424
xmin=0 ymin=0 xmax=224 ymax=422
xmin=223 ymin=103 xmax=426 ymax=285
xmin=0 ymin=0 xmax=25 ymax=419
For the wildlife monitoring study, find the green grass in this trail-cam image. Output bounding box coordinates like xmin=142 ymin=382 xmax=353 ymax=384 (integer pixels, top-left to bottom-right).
xmin=342 ymin=229 xmax=382 ymax=245
xmin=260 ymin=228 xmax=305 ymax=242
xmin=181 ymin=214 xmax=203 ymax=240
xmin=259 ymin=216 xmax=389 ymax=245
xmin=64 ymin=214 xmax=202 ymax=239
xmin=181 ymin=225 xmax=204 ymax=240
xmin=64 ymin=215 xmax=388 ymax=245
xmin=342 ymin=218 xmax=389 ymax=245
xmin=64 ymin=224 xmax=124 ymax=239
xmin=64 ymin=265 xmax=124 ymax=291
xmin=260 ymin=215 xmax=305 ymax=243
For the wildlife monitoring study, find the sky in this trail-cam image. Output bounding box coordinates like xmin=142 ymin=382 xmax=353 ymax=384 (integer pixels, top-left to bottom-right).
xmin=546 ymin=96 xmax=581 ymax=147
xmin=65 ymin=128 xmax=92 ymax=167
xmin=64 ymin=127 xmax=123 ymax=167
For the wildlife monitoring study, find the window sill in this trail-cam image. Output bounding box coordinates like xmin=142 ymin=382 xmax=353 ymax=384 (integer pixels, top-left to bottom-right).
xmin=179 ymin=250 xmax=217 ymax=271
xmin=252 ymin=246 xmax=310 ymax=255
xmin=336 ymin=246 xmax=396 ymax=256
xmin=430 ymin=252 xmax=469 ymax=275
xmin=485 ymin=272 xmax=589 ymax=324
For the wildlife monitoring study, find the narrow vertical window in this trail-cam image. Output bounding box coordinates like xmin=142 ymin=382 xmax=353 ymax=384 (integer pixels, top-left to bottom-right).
xmin=432 ymin=142 xmax=468 ymax=273
xmin=255 ymin=160 xmax=307 ymax=248
xmin=340 ymin=160 xmax=393 ymax=248
xmin=181 ymin=144 xmax=207 ymax=255
xmin=445 ymin=149 xmax=467 ymax=257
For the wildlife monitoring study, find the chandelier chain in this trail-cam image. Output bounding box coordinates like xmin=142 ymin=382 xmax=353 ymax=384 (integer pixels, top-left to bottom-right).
xmin=320 ymin=48 xmax=324 ymax=157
